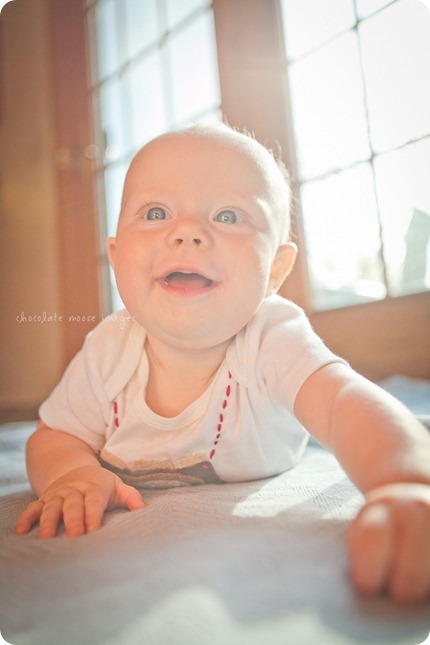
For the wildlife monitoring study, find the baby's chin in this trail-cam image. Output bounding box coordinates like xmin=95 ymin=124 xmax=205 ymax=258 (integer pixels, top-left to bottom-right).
xmin=141 ymin=314 xmax=243 ymax=355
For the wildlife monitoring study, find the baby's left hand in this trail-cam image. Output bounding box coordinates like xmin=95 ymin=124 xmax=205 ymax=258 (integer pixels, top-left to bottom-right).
xmin=348 ymin=483 xmax=430 ymax=603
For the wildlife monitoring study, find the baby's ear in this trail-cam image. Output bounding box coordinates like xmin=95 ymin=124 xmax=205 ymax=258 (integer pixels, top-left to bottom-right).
xmin=267 ymin=243 xmax=297 ymax=294
xmin=107 ymin=237 xmax=117 ymax=269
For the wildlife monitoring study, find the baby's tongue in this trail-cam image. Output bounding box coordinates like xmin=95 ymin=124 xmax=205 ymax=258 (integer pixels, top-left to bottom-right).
xmin=167 ymin=272 xmax=211 ymax=289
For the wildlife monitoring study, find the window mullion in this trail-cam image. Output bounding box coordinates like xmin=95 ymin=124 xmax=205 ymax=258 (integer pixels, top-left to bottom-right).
xmin=354 ymin=19 xmax=391 ymax=297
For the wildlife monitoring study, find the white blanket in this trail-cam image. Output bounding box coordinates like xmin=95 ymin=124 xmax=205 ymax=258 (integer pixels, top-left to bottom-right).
xmin=0 ymin=420 xmax=429 ymax=645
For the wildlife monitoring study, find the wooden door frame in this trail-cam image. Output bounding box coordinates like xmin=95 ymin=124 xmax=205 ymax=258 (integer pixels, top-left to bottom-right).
xmin=48 ymin=0 xmax=102 ymax=368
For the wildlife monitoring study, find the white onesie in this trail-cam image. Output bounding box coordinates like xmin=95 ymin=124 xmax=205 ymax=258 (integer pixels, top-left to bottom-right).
xmin=39 ymin=295 xmax=345 ymax=489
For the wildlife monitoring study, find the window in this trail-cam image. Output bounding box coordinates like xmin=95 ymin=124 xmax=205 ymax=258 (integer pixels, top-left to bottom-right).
xmin=281 ymin=0 xmax=430 ymax=310
xmin=85 ymin=0 xmax=221 ymax=311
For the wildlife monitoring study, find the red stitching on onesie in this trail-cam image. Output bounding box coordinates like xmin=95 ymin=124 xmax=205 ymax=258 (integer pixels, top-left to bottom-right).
xmin=113 ymin=401 xmax=119 ymax=428
xmin=210 ymin=371 xmax=232 ymax=460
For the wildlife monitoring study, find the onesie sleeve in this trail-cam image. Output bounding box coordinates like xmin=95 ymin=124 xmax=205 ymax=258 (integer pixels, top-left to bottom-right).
xmin=262 ymin=297 xmax=347 ymax=410
xmin=233 ymin=296 xmax=347 ymax=413
xmin=39 ymin=342 xmax=111 ymax=452
xmin=39 ymin=312 xmax=145 ymax=453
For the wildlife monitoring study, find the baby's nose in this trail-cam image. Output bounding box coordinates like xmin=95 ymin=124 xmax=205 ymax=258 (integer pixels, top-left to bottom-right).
xmin=175 ymin=237 xmax=202 ymax=246
xmin=168 ymin=216 xmax=211 ymax=248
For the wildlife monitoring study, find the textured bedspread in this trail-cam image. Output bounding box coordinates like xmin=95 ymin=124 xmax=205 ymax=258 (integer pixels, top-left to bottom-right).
xmin=0 ymin=416 xmax=429 ymax=645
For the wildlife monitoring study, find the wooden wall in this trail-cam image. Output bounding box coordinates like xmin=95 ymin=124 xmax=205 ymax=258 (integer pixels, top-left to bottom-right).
xmin=0 ymin=0 xmax=101 ymax=421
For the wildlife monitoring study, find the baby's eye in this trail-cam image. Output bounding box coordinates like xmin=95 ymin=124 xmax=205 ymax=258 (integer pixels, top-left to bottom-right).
xmin=213 ymin=210 xmax=243 ymax=224
xmin=144 ymin=207 xmax=170 ymax=221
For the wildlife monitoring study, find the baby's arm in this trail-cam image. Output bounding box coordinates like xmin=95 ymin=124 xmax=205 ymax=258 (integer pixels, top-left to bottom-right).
xmin=16 ymin=422 xmax=145 ymax=538
xmin=294 ymin=363 xmax=430 ymax=602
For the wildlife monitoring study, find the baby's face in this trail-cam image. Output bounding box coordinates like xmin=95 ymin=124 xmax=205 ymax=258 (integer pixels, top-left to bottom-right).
xmin=108 ymin=128 xmax=296 ymax=352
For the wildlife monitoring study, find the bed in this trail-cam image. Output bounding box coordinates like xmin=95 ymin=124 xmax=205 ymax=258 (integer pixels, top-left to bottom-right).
xmin=1 ymin=376 xmax=429 ymax=645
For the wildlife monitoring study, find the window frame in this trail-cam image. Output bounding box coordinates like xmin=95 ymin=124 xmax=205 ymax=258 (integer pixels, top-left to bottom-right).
xmin=82 ymin=0 xmax=430 ymax=381
xmin=212 ymin=0 xmax=430 ymax=380
xmin=84 ymin=0 xmax=222 ymax=312
xmin=280 ymin=0 xmax=430 ymax=312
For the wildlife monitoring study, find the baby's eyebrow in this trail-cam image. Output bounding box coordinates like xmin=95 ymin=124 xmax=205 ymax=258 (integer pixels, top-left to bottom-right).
xmin=120 ymin=189 xmax=160 ymax=211
xmin=220 ymin=192 xmax=270 ymax=208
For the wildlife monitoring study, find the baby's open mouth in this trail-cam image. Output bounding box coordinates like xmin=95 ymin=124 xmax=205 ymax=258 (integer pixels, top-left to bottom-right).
xmin=161 ymin=272 xmax=213 ymax=289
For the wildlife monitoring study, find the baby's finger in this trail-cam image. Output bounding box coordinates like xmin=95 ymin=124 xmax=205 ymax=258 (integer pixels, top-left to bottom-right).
xmin=15 ymin=500 xmax=44 ymax=535
xmin=84 ymin=489 xmax=106 ymax=533
xmin=390 ymin=506 xmax=430 ymax=602
xmin=348 ymin=502 xmax=394 ymax=595
xmin=116 ymin=482 xmax=146 ymax=512
xmin=38 ymin=495 xmax=65 ymax=539
xmin=62 ymin=490 xmax=86 ymax=537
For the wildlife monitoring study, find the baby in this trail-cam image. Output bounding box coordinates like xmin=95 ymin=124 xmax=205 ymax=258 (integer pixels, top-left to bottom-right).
xmin=16 ymin=123 xmax=430 ymax=603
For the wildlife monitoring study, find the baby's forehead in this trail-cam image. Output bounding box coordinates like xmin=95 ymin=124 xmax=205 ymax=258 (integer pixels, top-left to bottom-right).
xmin=123 ymin=126 xmax=290 ymax=235
xmin=120 ymin=127 xmax=291 ymax=243
xmin=131 ymin=126 xmax=284 ymax=185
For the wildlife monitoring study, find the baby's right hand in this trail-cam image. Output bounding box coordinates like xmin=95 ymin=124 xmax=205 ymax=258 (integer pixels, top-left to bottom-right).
xmin=15 ymin=465 xmax=145 ymax=538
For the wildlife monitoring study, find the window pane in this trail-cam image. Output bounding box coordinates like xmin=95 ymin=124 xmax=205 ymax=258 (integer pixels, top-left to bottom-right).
xmin=89 ymin=0 xmax=222 ymax=312
xmin=95 ymin=0 xmax=121 ymax=79
xmin=197 ymin=109 xmax=223 ymax=124
xmin=282 ymin=0 xmax=355 ymax=60
xmin=360 ymin=0 xmax=430 ymax=152
xmin=166 ymin=0 xmax=209 ymax=28
xmin=301 ymin=163 xmax=386 ymax=310
xmin=104 ymin=161 xmax=128 ymax=310
xmin=109 ymin=264 xmax=125 ymax=312
xmin=128 ymin=51 xmax=167 ymax=149
xmin=99 ymin=78 xmax=127 ymax=162
xmin=375 ymin=139 xmax=430 ymax=296
xmin=103 ymin=161 xmax=129 ymax=238
xmin=289 ymin=31 xmax=370 ymax=179
xmin=356 ymin=0 xmax=392 ymax=19
xmin=167 ymin=11 xmax=220 ymax=124
xmin=123 ymin=0 xmax=161 ymax=59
